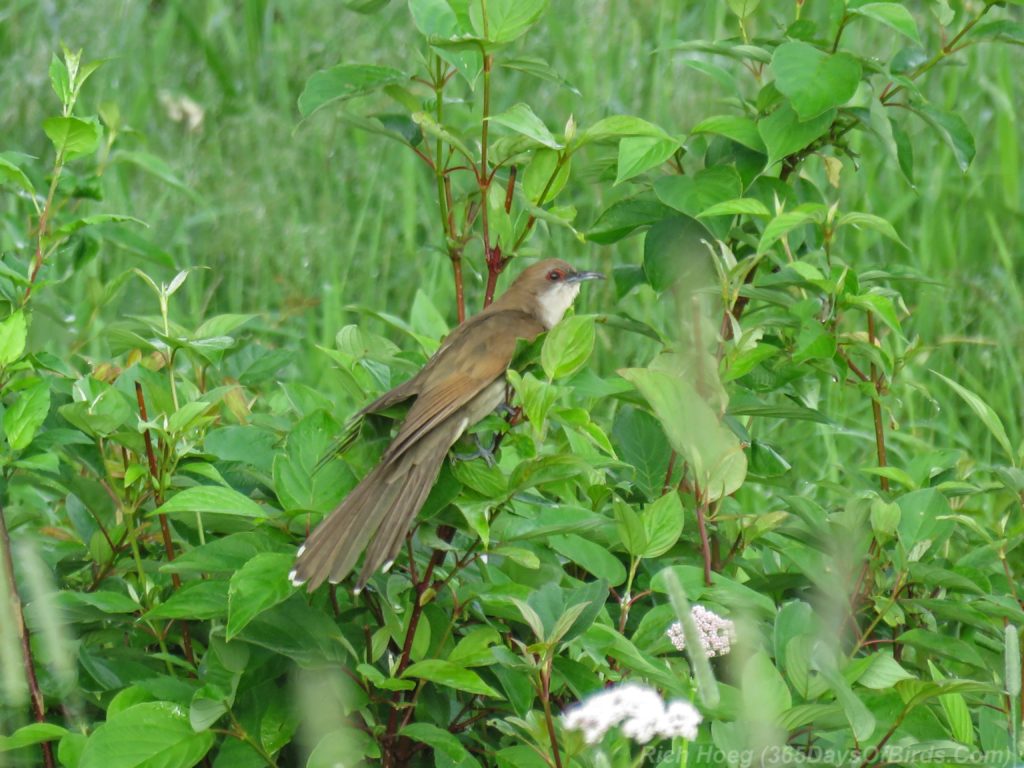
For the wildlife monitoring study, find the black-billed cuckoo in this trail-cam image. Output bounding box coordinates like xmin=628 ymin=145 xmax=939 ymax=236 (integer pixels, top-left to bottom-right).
xmin=290 ymin=258 xmax=603 ymax=592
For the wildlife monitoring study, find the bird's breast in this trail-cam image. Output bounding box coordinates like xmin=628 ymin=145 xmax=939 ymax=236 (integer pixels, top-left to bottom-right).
xmin=458 ymin=378 xmax=508 ymax=431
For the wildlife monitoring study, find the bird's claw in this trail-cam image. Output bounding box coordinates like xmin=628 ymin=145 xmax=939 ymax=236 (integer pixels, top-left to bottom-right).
xmin=494 ymin=402 xmax=516 ymax=418
xmin=453 ymin=434 xmax=497 ymax=467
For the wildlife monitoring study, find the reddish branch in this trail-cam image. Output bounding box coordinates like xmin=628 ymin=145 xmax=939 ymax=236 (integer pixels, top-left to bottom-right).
xmin=134 ymin=382 xmax=195 ymax=666
xmin=693 ymin=488 xmax=714 ymax=588
xmin=848 ymin=312 xmax=890 ymax=648
xmin=0 ymin=502 xmax=56 ymax=768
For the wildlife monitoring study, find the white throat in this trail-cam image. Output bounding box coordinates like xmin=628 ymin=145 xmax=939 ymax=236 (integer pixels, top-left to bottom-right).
xmin=537 ymin=282 xmax=581 ymax=329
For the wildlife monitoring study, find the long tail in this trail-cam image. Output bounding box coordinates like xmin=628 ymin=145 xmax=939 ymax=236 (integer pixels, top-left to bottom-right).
xmin=290 ymin=420 xmax=458 ymax=593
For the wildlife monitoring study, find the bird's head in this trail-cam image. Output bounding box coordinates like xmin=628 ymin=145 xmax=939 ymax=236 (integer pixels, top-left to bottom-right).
xmin=504 ymin=258 xmax=604 ymax=329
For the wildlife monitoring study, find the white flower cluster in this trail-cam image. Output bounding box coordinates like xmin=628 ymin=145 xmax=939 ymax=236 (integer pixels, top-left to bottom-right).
xmin=667 ymin=605 xmax=735 ymax=658
xmin=562 ymin=682 xmax=702 ymax=745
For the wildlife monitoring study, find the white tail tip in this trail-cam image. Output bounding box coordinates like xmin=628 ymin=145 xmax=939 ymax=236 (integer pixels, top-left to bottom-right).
xmin=297 ymin=544 xmax=306 ymax=557
xmin=382 ymin=559 xmax=394 ymax=573
xmin=288 ymin=569 xmax=307 ymax=587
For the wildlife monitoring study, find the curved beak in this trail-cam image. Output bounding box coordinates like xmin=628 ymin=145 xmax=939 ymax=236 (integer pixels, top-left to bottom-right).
xmin=567 ymin=270 xmax=605 ymax=283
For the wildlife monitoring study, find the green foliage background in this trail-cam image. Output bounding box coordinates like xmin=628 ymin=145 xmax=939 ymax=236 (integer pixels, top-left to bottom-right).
xmin=1 ymin=1 xmax=1023 ymax=767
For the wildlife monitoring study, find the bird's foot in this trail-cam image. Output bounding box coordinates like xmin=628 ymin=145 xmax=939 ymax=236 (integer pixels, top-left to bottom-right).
xmin=453 ymin=434 xmax=497 ymax=467
xmin=494 ymin=402 xmax=517 ymax=418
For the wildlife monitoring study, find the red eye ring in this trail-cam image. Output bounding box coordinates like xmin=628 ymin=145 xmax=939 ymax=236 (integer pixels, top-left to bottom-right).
xmin=547 ymin=270 xmax=563 ymax=281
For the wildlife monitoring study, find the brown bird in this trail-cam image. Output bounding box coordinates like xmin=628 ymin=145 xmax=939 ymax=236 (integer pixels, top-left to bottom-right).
xmin=290 ymin=258 xmax=603 ymax=592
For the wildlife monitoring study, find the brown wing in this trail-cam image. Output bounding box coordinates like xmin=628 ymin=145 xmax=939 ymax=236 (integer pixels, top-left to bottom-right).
xmin=381 ymin=308 xmax=544 ymax=461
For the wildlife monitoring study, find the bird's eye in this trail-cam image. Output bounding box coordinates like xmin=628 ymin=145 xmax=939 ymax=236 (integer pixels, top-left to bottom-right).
xmin=547 ymin=270 xmax=563 ymax=281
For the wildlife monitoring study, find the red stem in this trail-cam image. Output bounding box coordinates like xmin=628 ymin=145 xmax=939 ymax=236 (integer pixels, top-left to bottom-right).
xmin=383 ymin=534 xmax=451 ymax=765
xmin=692 ymin=486 xmax=713 ymax=587
xmin=134 ymin=382 xmax=195 ymax=666
xmin=849 ymin=312 xmax=889 ymax=640
xmin=540 ymin=660 xmax=564 ymax=768
xmin=662 ymin=450 xmax=677 ymax=495
xmin=0 ymin=502 xmax=56 ymax=768
xmin=451 ymin=256 xmax=465 ymax=324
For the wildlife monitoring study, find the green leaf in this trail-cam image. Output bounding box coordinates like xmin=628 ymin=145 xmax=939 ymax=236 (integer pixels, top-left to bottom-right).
xmin=843 ymin=292 xmax=903 ymax=334
xmin=560 ymin=580 xmax=609 ymax=644
xmin=49 ymin=214 xmax=147 ymax=241
xmin=507 ymin=370 xmax=558 ymax=436
xmin=408 ymin=0 xmax=481 ymax=84
xmin=580 ymin=115 xmax=674 ymax=144
xmin=144 ymin=581 xmax=228 ymax=621
xmin=399 ymin=724 xmax=469 ymax=762
xmin=58 ymin=378 xmax=133 ymax=437
xmin=511 ymin=597 xmax=547 ymax=640
xmin=78 ymin=702 xmax=214 ymax=768
xmin=653 ymin=165 xmax=743 ymax=238
xmin=664 ymin=39 xmax=772 ymax=64
xmin=3 ymin=378 xmax=50 ymax=451
xmin=689 ymin=115 xmax=765 ymax=152
xmin=897 ymin=489 xmax=955 ymax=560
xmin=0 ymin=311 xmax=27 ymax=366
xmin=239 ymin=596 xmax=352 ymax=665
xmin=469 ymin=0 xmax=549 ymax=45
xmin=850 ymin=3 xmax=922 ymax=45
xmin=891 ymin=119 xmax=915 ymax=185
xmin=726 ymin=0 xmax=761 ymax=19
xmin=928 ymin=661 xmax=975 ymax=745
xmin=447 ymin=627 xmax=500 ymax=668
xmin=55 ymin=590 xmax=139 ymax=616
xmin=697 ymin=197 xmax=771 ymax=218
xmin=274 ymin=410 xmax=356 ymax=513
xmin=523 ymin=149 xmax=570 ymax=204
xmin=541 ymin=315 xmax=596 ymax=379
xmin=836 ymin=212 xmax=906 ymax=247
xmin=932 ymin=371 xmax=1015 ymax=465
xmin=114 ymin=150 xmax=203 ymax=201
xmin=614 ymin=502 xmax=648 ymax=557
xmin=792 ymin=327 xmax=836 ymax=363
xmin=42 ymin=116 xmax=102 ymax=159
xmin=1007 ymin=625 xmax=1021 ymax=697
xmin=814 ymin=647 xmax=876 ymax=741
xmin=858 ymin=653 xmax=915 ymax=689
xmin=226 ymin=553 xmax=296 ymax=640
xmin=743 ymin=651 xmax=792 ymax=722
xmin=612 ymin=407 xmax=671 ymax=499
xmin=409 ymin=289 xmax=449 ymax=342
xmin=758 ymin=104 xmax=835 ymax=166
xmin=549 ymin=534 xmax=627 ymax=585
xmin=913 ymin=105 xmax=975 ymax=172
xmin=771 ymin=42 xmax=861 ymax=121
xmin=586 ymin=197 xmax=672 ymax=244
xmin=643 ymin=216 xmax=711 ymax=293
xmin=412 ymin=111 xmax=477 ymax=161
xmin=298 ymin=64 xmax=407 ymax=118
xmin=0 ymin=723 xmax=68 ymax=752
xmin=0 ymin=157 xmax=35 ymax=196
xmin=757 ymin=205 xmax=824 ymax=255
xmin=402 ymin=660 xmax=501 ymax=697
xmin=620 ymin=363 xmax=747 ymax=502
xmin=499 ymin=56 xmax=580 ymax=94
xmin=153 ymin=486 xmax=267 ymax=519
xmin=488 ymin=103 xmax=561 ymax=149
xmin=49 ymin=53 xmax=71 ymax=105
xmin=615 ymin=136 xmax=679 ymax=185
xmin=870 ymin=498 xmax=901 ymax=537
xmin=642 ymin=492 xmax=684 ymax=558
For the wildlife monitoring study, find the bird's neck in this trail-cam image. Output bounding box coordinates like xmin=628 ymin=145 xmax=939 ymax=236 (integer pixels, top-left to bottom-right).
xmin=534 ymin=283 xmax=580 ymax=329
xmin=490 ymin=283 xmax=579 ymax=329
